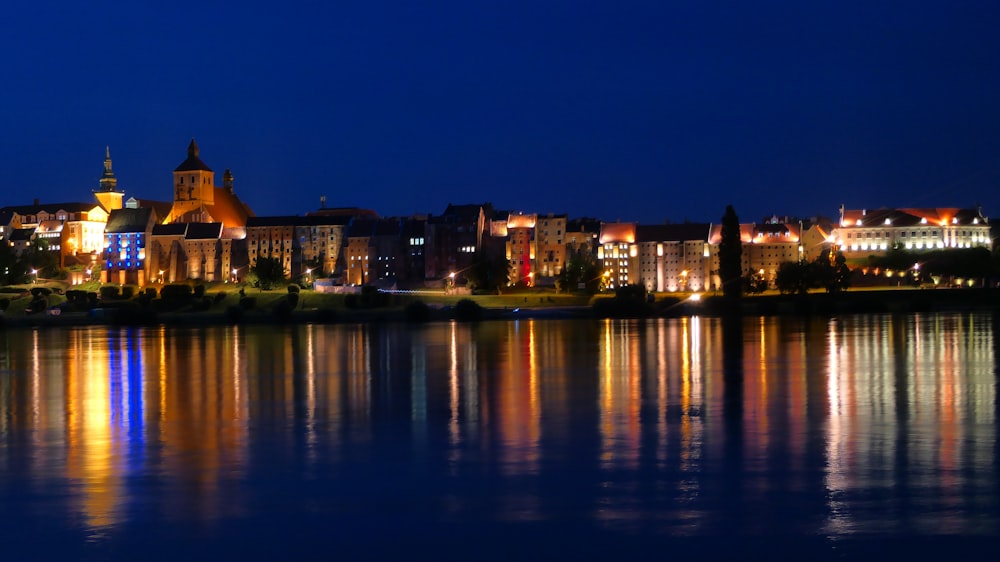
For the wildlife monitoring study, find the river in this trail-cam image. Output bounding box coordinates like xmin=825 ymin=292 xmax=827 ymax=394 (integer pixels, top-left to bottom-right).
xmin=1 ymin=314 xmax=998 ymax=560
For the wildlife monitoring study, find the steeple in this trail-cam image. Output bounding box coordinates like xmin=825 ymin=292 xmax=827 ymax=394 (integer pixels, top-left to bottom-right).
xmin=94 ymin=146 xmax=125 ymax=212
xmin=98 ymin=145 xmax=118 ymax=192
xmin=223 ymin=169 xmax=234 ymax=193
xmin=188 ymin=138 xmax=199 ymax=158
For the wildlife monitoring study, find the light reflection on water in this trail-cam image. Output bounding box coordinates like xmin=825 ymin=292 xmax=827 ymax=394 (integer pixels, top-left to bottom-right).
xmin=0 ymin=314 xmax=997 ymax=557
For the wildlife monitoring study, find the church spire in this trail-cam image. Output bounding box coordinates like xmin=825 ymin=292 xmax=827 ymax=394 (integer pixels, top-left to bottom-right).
xmin=98 ymin=145 xmax=118 ymax=193
xmin=188 ymin=138 xmax=199 ymax=158
xmin=223 ymin=168 xmax=234 ymax=193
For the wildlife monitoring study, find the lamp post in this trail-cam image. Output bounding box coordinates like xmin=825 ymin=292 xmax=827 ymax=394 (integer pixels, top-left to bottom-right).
xmin=31 ymin=269 xmax=37 ymax=284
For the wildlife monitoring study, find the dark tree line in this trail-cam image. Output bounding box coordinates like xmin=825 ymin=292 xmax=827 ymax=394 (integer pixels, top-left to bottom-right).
xmin=775 ymin=249 xmax=851 ymax=294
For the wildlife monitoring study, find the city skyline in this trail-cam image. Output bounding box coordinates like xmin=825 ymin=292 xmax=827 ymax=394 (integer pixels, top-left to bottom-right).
xmin=3 ymin=2 xmax=1000 ymax=224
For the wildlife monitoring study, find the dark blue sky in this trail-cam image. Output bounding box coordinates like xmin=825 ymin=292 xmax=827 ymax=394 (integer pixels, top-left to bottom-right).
xmin=3 ymin=1 xmax=1000 ymax=224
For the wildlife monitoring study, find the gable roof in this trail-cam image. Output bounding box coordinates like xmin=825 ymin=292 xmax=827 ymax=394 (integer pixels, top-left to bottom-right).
xmin=106 ymin=207 xmax=154 ymax=233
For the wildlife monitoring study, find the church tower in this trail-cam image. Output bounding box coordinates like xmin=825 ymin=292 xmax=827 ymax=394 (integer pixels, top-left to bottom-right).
xmin=94 ymin=146 xmax=125 ymax=212
xmin=166 ymin=138 xmax=216 ymax=222
xmin=172 ymin=138 xmax=215 ymax=205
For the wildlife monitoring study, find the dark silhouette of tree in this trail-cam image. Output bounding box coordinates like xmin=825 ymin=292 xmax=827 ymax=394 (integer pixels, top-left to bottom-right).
xmin=775 ymin=261 xmax=808 ymax=294
xmin=248 ymin=257 xmax=286 ymax=290
xmin=466 ymin=248 xmax=510 ymax=293
xmin=556 ymin=251 xmax=600 ymax=293
xmin=719 ymin=205 xmax=743 ymax=298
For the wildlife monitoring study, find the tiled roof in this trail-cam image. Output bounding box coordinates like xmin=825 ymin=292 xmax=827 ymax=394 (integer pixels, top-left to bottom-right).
xmin=106 ymin=208 xmax=153 ymax=233
xmin=635 ymin=223 xmax=711 ymax=243
xmin=0 ymin=202 xmax=100 ymax=215
xmin=185 ymin=222 xmax=224 ymax=240
xmin=840 ymin=207 xmax=988 ymax=228
xmin=152 ymin=224 xmax=188 ymax=236
xmin=10 ymin=228 xmax=34 ymax=241
xmin=599 ymin=222 xmax=636 ymax=244
xmin=247 ymin=215 xmax=351 ymax=227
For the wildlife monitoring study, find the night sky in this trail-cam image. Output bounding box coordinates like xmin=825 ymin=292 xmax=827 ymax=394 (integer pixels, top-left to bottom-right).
xmin=3 ymin=1 xmax=1000 ymax=225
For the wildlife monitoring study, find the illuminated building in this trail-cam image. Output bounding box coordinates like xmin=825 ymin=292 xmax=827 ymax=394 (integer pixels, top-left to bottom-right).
xmin=0 ymin=201 xmax=110 ymax=267
xmin=707 ymin=218 xmax=802 ymax=289
xmin=564 ymin=217 xmax=601 ymax=261
xmin=147 ymin=140 xmax=254 ymax=282
xmin=535 ymin=213 xmax=567 ymax=278
xmin=424 ymin=203 xmax=494 ymax=282
xmin=504 ymin=212 xmax=536 ymax=286
xmin=246 ymin=215 xmax=349 ymax=279
xmin=103 ymin=207 xmax=155 ymax=285
xmin=832 ymin=206 xmax=990 ymax=258
xmin=598 ymin=222 xmax=637 ymax=289
xmin=634 ymin=224 xmax=712 ymax=292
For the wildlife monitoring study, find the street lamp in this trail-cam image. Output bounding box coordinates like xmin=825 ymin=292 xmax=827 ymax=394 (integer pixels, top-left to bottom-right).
xmin=159 ymin=270 xmax=165 ymax=284
xmin=31 ymin=269 xmax=37 ymax=284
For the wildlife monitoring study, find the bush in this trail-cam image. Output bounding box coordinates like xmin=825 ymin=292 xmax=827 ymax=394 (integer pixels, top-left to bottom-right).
xmin=454 ymin=299 xmax=483 ymax=321
xmin=26 ymin=297 xmax=47 ymax=314
xmin=239 ymin=297 xmax=256 ymax=310
xmin=287 ymin=284 xmax=300 ymax=294
xmin=88 ymin=292 xmax=99 ymax=306
xmin=287 ymin=293 xmax=299 ymax=308
xmin=214 ymin=291 xmax=227 ymax=304
xmin=121 ymin=285 xmax=137 ymax=299
xmin=0 ymin=298 xmax=9 ymax=311
xmin=30 ymin=287 xmax=53 ymax=297
xmin=405 ymin=300 xmax=431 ymax=322
xmin=145 ymin=288 xmax=157 ymax=298
xmin=161 ymin=284 xmax=193 ymax=300
xmin=99 ymin=286 xmax=120 ymax=300
xmin=193 ymin=285 xmax=206 ymax=299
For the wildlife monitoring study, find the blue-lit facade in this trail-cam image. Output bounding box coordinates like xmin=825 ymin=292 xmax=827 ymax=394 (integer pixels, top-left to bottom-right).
xmin=103 ymin=207 xmax=154 ymax=285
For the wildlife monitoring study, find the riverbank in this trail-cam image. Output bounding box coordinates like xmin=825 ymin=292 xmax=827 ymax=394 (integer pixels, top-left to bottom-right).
xmin=3 ymin=287 xmax=1000 ymax=329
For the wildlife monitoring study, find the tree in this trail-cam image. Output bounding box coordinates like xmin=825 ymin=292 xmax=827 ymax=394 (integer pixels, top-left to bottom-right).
xmin=556 ymin=251 xmax=600 ymax=293
xmin=247 ymin=257 xmax=286 ymax=290
xmin=776 ymin=261 xmax=810 ymax=295
xmin=466 ymin=248 xmax=510 ymax=293
xmin=0 ymin=242 xmax=29 ymax=285
xmin=719 ymin=205 xmax=743 ymax=298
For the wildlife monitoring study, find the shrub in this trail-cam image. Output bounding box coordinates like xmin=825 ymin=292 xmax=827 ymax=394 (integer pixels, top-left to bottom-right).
xmin=454 ymin=299 xmax=483 ymax=321
xmin=287 ymin=293 xmax=299 ymax=308
xmin=144 ymin=288 xmax=158 ymax=298
xmin=405 ymin=300 xmax=431 ymax=322
xmin=287 ymin=284 xmax=300 ymax=294
xmin=121 ymin=285 xmax=136 ymax=299
xmin=193 ymin=285 xmax=206 ymax=298
xmin=161 ymin=284 xmax=193 ymax=300
xmin=99 ymin=286 xmax=120 ymax=300
xmin=87 ymin=292 xmax=99 ymax=306
xmin=214 ymin=291 xmax=227 ymax=304
xmin=26 ymin=297 xmax=47 ymax=314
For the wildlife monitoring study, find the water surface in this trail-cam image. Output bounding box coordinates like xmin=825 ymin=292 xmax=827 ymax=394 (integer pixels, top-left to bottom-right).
xmin=1 ymin=315 xmax=998 ymax=559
